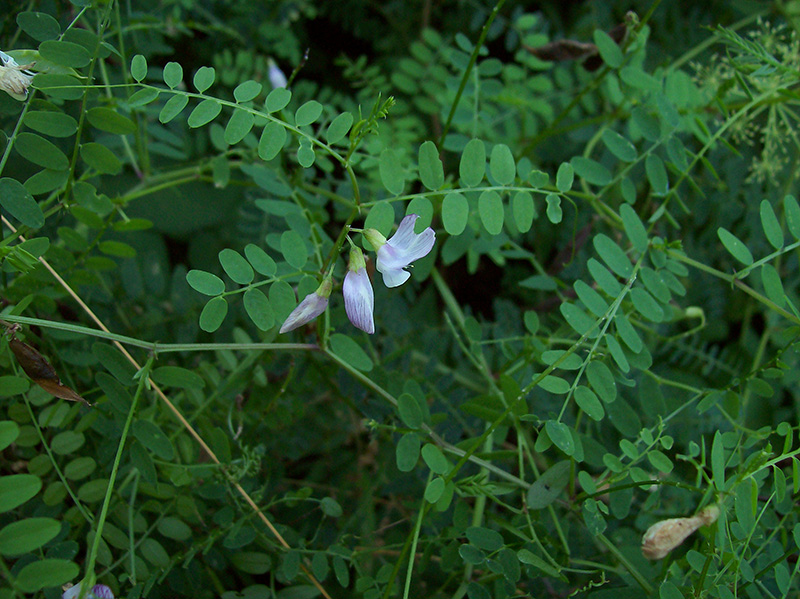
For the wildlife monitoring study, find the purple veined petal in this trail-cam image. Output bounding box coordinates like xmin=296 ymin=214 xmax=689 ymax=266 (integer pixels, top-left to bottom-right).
xmin=385 ymin=214 xmax=421 ymax=251
xmin=376 ymin=252 xmax=412 ymax=288
xmin=62 ymin=583 xmax=114 ymax=599
xmin=279 ymin=291 xmax=329 ymax=333
xmin=91 ymin=585 xmax=115 ymax=599
xmin=375 ymin=215 xmax=435 ymax=288
xmin=343 ymin=268 xmax=375 ymax=334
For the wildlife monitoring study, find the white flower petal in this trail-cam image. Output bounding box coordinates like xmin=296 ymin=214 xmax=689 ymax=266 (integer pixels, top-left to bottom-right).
xmin=343 ymin=268 xmax=375 ymax=334
xmin=374 ymin=215 xmax=435 ymax=288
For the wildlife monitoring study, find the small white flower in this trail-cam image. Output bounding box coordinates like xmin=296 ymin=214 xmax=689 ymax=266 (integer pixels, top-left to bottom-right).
xmin=268 ymin=59 xmax=287 ymax=89
xmin=364 ymin=214 xmax=435 ymax=288
xmin=0 ymin=50 xmax=35 ymax=101
xmin=343 ymin=247 xmax=374 ymax=334
xmin=279 ymin=276 xmax=332 ymax=333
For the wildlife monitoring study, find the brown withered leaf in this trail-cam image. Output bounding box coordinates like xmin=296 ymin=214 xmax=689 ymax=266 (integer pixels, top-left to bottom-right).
xmin=525 ymin=20 xmax=629 ymax=72
xmin=9 ymin=337 xmax=91 ymax=405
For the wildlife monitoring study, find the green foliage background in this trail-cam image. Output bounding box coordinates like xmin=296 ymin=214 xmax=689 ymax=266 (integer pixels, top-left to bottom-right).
xmin=1 ymin=1 xmax=799 ymax=598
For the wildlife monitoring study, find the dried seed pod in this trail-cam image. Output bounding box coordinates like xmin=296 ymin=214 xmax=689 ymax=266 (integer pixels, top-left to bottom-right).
xmin=9 ymin=337 xmax=90 ymax=405
xmin=641 ymin=505 xmax=719 ymax=560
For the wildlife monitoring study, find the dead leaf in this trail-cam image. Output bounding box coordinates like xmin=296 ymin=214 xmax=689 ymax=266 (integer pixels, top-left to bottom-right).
xmin=525 ymin=19 xmax=630 ymax=72
xmin=9 ymin=337 xmax=91 ymax=405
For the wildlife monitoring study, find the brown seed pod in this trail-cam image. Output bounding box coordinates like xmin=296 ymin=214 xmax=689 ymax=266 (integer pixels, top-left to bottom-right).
xmin=641 ymin=505 xmax=719 ymax=560
xmin=9 ymin=337 xmax=90 ymax=405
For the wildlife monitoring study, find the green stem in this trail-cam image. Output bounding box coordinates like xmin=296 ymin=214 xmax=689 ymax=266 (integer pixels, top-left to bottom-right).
xmin=596 ymin=533 xmax=653 ymax=594
xmin=437 ymin=0 xmax=507 ymax=148
xmin=401 ymin=475 xmax=431 ymax=599
xmin=83 ymin=358 xmax=151 ymax=590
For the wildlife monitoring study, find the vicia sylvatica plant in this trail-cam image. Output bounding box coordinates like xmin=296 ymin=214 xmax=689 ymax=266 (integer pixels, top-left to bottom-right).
xmin=0 ymin=2 xmax=799 ymax=599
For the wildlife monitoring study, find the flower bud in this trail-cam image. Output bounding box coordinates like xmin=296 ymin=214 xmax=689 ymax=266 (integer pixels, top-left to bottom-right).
xmin=279 ymin=276 xmax=333 ymax=333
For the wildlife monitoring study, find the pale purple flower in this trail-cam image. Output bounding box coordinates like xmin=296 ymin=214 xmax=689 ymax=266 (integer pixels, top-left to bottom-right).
xmin=343 ymin=247 xmax=374 ymax=334
xmin=268 ymin=59 xmax=287 ymax=89
xmin=279 ymin=276 xmax=333 ymax=333
xmin=364 ymin=214 xmax=436 ymax=288
xmin=62 ymin=583 xmax=114 ymax=599
xmin=0 ymin=50 xmax=34 ymax=101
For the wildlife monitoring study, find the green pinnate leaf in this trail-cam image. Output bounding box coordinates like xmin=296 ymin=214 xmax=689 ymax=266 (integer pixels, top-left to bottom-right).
xmin=397 ymin=393 xmax=423 ymax=428
xmin=479 ymin=190 xmax=503 ymax=234
xmin=199 ymin=297 xmax=228 ymax=332
xmin=266 ymin=88 xmax=291 ymax=113
xmin=243 ymin=288 xmax=274 ymax=331
xmin=630 ymin=287 xmax=664 ymax=322
xmin=556 ymin=162 xmax=574 ymax=192
xmin=717 ymin=227 xmax=754 ymax=266
xmin=80 ymin=143 xmax=121 ymax=175
xmin=0 ymin=517 xmax=60 ymax=556
xmin=15 ymin=559 xmax=78 ymax=593
xmin=193 ymin=66 xmax=215 ymax=92
xmin=188 ymin=99 xmax=222 ymax=128
xmin=0 ymin=178 xmax=44 ymax=228
xmin=574 ymin=280 xmax=608 ymax=317
xmin=571 ymin=156 xmax=612 ymax=186
xmin=575 ymin=386 xmax=604 ymax=421
xmin=39 ymin=40 xmax=91 ymax=68
xmin=421 ymin=444 xmax=449 ymax=474
xmin=593 ymin=234 xmax=633 ymax=278
xmin=442 ymin=192 xmax=468 ymax=235
xmin=159 ymin=95 xmax=188 ymax=123
xmin=784 ymin=195 xmax=800 ymax=240
xmin=0 ymin=474 xmax=41 ymax=513
xmin=593 ymin=29 xmax=623 ymax=68
xmin=16 ymin=12 xmax=60 ymax=42
xmin=281 ymin=230 xmax=308 ymax=269
xmin=297 ymin=142 xmax=315 ymax=167
xmin=234 ymin=80 xmax=262 ymax=102
xmin=326 ymin=112 xmax=353 ymax=144
xmin=329 ymin=334 xmax=372 ymax=372
xmin=601 ymin=129 xmax=637 ymax=162
xmin=219 ymin=248 xmax=254 ymax=284
xmin=527 ymin=461 xmax=570 ymax=509
xmin=645 ymin=154 xmax=669 ymax=195
xmin=545 ymin=193 xmax=562 ymax=224
xmin=379 ymin=149 xmax=404 ymax=195
xmin=396 ymin=433 xmax=420 ymax=472
xmin=16 ymin=132 xmax=68 ymax=170
xmin=24 ymin=111 xmax=78 ymax=137
xmin=418 ymin=140 xmax=444 ymax=190
xmin=131 ymin=55 xmax=148 ymax=82
xmin=258 ymin=122 xmax=286 ymax=160
xmin=163 ymin=61 xmax=183 ymax=88
xmin=244 ymin=244 xmax=276 ymax=276
xmin=760 ymin=199 xmax=783 ymax=249
xmin=295 ymin=100 xmax=323 ymax=127
xmin=187 ymin=270 xmax=225 ymax=296
xmin=364 ymin=201 xmax=395 ymax=234
xmin=466 ymin=527 xmax=503 ymax=551
xmin=619 ymin=203 xmax=648 ymax=253
xmin=761 ymin=264 xmax=785 ymax=307
xmin=513 ymin=191 xmax=534 ymax=233
xmin=489 ymin=143 xmax=515 ymax=185
xmin=87 ymin=107 xmax=136 ymax=135
xmin=460 ymin=138 xmax=486 ymax=187
xmin=151 ymin=366 xmax=205 ymax=390
xmin=586 ymin=360 xmax=616 ymax=402
xmin=225 ymin=109 xmax=255 ymax=145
